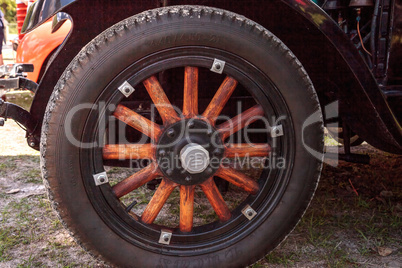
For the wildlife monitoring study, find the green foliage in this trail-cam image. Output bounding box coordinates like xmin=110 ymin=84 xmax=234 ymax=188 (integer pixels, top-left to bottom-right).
xmin=0 ymin=0 xmax=17 ymax=23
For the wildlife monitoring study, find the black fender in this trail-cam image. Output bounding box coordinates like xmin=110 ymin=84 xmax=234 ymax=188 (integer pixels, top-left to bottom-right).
xmin=27 ymin=0 xmax=401 ymax=154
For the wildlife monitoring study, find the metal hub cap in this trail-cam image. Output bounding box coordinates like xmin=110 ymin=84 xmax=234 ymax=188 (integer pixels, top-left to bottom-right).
xmin=156 ymin=119 xmax=224 ymax=185
xmin=180 ymin=143 xmax=210 ymax=174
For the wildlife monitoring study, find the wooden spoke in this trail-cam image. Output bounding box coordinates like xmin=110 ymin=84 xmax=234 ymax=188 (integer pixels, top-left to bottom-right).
xmin=183 ymin=67 xmax=199 ymax=118
xmin=141 ymin=179 xmax=177 ymax=224
xmin=217 ymin=105 xmax=264 ymax=140
xmin=216 ymin=168 xmax=259 ymax=195
xmin=225 ymin=143 xmax=271 ymax=158
xmin=202 ymin=76 xmax=238 ymax=124
xmin=200 ymin=178 xmax=231 ymax=222
xmin=113 ymin=162 xmax=160 ymax=198
xmin=179 ymin=185 xmax=195 ymax=232
xmin=143 ymin=75 xmax=180 ymax=125
xmin=114 ymin=104 xmax=161 ymax=141
xmin=103 ymin=144 xmax=154 ymax=160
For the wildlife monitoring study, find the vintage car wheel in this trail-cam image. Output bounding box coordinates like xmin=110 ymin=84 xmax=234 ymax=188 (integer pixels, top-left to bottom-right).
xmin=41 ymin=6 xmax=323 ymax=267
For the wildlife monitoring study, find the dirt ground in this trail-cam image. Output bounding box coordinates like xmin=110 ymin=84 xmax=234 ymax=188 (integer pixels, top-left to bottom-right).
xmin=0 ymin=119 xmax=401 ymax=267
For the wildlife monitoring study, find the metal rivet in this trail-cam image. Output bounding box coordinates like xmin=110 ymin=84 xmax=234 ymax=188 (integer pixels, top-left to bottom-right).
xmin=210 ymin=59 xmax=226 ymax=74
xmin=242 ymin=205 xmax=257 ymax=220
xmin=159 ymin=230 xmax=172 ymax=245
xmin=206 ymin=167 xmax=213 ymax=174
xmin=185 ymin=176 xmax=192 ymax=182
xmin=166 ymin=169 xmax=173 ymax=176
xmin=29 ymin=141 xmax=36 ymax=147
xmin=93 ymin=172 xmax=109 ymax=186
xmin=118 ymin=81 xmax=135 ymax=98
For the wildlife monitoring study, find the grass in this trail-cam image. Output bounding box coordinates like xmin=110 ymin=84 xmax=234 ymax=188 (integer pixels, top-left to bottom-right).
xmin=0 ymin=93 xmax=400 ymax=267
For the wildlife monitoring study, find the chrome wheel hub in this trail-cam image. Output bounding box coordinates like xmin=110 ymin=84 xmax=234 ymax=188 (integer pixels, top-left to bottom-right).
xmin=180 ymin=143 xmax=210 ymax=174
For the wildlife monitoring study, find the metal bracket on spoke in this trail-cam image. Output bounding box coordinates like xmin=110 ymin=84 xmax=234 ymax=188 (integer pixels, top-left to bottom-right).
xmin=159 ymin=230 xmax=172 ymax=245
xmin=242 ymin=205 xmax=257 ymax=220
xmin=210 ymin=59 xmax=226 ymax=74
xmin=118 ymin=81 xmax=135 ymax=98
xmin=271 ymin=125 xmax=284 ymax=138
xmin=93 ymin=172 xmax=109 ymax=186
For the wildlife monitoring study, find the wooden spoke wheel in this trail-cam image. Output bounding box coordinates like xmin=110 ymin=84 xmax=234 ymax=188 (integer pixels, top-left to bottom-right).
xmin=41 ymin=6 xmax=324 ymax=267
xmin=107 ymin=67 xmax=265 ymax=232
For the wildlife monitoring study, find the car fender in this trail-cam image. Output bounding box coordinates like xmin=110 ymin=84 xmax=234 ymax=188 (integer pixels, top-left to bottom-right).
xmin=17 ymin=18 xmax=71 ymax=82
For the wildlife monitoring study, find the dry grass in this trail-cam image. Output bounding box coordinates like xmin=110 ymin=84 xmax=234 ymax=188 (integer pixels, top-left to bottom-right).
xmin=0 ymin=104 xmax=401 ymax=267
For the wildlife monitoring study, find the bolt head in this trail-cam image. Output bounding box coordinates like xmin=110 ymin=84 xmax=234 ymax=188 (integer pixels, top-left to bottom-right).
xmin=163 ymin=235 xmax=170 ymax=242
xmin=159 ymin=149 xmax=166 ymax=157
xmin=187 ymin=121 xmax=195 ymax=129
xmin=167 ymin=129 xmax=175 ymax=138
xmin=245 ymin=209 xmax=254 ymax=217
xmin=98 ymin=175 xmax=106 ymax=183
xmin=207 ymin=129 xmax=213 ymax=136
xmin=215 ymin=63 xmax=222 ymax=70
xmin=213 ymin=148 xmax=223 ymax=156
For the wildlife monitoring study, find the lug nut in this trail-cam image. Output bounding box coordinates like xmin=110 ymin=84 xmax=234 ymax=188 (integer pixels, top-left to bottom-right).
xmin=167 ymin=129 xmax=175 ymax=138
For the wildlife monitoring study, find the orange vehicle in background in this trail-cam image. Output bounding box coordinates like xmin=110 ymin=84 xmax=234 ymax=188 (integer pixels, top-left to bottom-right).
xmin=16 ymin=18 xmax=71 ymax=83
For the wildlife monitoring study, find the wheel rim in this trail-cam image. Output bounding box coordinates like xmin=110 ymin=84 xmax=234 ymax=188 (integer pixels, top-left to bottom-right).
xmin=79 ymin=47 xmax=295 ymax=255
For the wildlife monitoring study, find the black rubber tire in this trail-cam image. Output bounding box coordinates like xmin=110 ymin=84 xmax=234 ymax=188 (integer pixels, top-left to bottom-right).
xmin=41 ymin=6 xmax=324 ymax=267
